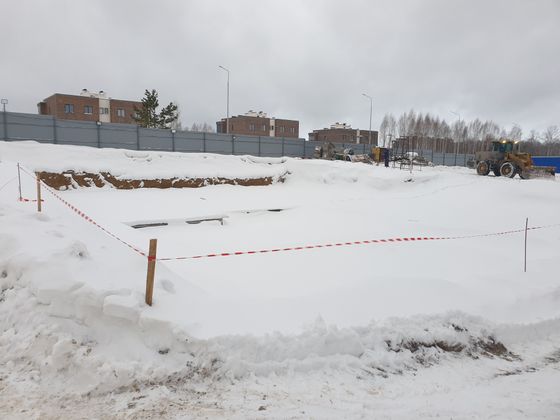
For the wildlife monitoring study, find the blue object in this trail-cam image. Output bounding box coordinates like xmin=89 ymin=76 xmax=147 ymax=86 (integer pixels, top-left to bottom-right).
xmin=532 ymin=156 xmax=560 ymax=172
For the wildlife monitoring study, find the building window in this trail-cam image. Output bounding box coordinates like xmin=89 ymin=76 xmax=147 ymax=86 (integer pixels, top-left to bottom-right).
xmin=249 ymin=123 xmax=255 ymax=131
xmin=64 ymin=104 xmax=74 ymax=114
xmin=100 ymin=107 xmax=109 ymax=115
xmin=117 ymin=108 xmax=125 ymax=117
xmin=290 ymin=127 xmax=295 ymax=134
xmin=262 ymin=124 xmax=266 ymax=131
xmin=279 ymin=126 xmax=285 ymax=133
xmin=84 ymin=105 xmax=93 ymax=115
xmin=271 ymin=125 xmax=274 ymax=130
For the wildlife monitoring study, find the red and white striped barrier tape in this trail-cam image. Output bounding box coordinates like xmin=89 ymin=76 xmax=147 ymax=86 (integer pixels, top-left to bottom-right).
xmin=157 ymin=224 xmax=559 ymax=261
xmin=19 ymin=197 xmax=44 ymax=202
xmin=18 ymin=165 xmax=147 ymax=258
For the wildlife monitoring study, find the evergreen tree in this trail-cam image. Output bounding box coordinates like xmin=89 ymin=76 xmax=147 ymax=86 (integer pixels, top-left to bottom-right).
xmin=133 ymin=89 xmax=179 ymax=129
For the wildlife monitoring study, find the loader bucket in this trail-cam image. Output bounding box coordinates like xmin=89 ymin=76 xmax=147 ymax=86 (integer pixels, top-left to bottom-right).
xmin=521 ymin=166 xmax=556 ymax=179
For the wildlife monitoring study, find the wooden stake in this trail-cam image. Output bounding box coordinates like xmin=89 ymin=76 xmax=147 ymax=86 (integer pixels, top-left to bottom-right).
xmin=145 ymin=238 xmax=158 ymax=306
xmin=36 ymin=175 xmax=42 ymax=212
xmin=17 ymin=163 xmax=22 ymax=201
xmin=524 ymin=217 xmax=528 ymax=273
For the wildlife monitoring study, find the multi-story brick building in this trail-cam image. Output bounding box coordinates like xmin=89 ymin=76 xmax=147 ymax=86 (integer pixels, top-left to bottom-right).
xmin=37 ymin=89 xmax=141 ymax=124
xmin=216 ymin=111 xmax=299 ymax=138
xmin=308 ymin=122 xmax=378 ymax=145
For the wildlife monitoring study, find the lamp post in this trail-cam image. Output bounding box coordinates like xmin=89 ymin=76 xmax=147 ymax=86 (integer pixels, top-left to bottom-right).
xmin=218 ymin=65 xmax=230 ymax=134
xmin=362 ymin=93 xmax=373 ymax=145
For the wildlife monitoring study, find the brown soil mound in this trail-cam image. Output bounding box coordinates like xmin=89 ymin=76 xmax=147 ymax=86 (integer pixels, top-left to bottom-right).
xmin=37 ymin=170 xmax=287 ymax=190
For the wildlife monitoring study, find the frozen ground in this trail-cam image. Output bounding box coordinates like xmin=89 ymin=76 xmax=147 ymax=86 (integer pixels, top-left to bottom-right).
xmin=1 ymin=141 xmax=559 ymax=419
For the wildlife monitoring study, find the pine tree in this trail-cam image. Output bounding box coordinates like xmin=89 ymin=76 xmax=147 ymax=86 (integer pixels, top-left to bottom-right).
xmin=133 ymin=89 xmax=179 ymax=129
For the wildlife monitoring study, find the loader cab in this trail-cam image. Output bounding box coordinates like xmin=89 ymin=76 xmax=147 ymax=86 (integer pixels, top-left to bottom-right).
xmin=491 ymin=140 xmax=518 ymax=154
xmin=491 ymin=141 xmax=512 ymax=153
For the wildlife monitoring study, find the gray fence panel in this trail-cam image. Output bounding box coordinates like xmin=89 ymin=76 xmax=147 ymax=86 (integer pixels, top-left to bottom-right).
xmin=283 ymin=139 xmax=304 ymax=157
xmin=5 ymin=112 xmax=54 ymax=142
xmin=100 ymin=123 xmax=138 ymax=149
xmin=174 ymin=132 xmax=204 ymax=153
xmin=56 ymin=119 xmax=98 ymax=146
xmin=260 ymin=137 xmax=283 ymax=157
xmin=139 ymin=128 xmax=173 ymax=151
xmin=233 ymin=135 xmax=259 ymax=155
xmin=204 ymin=133 xmax=233 ymax=155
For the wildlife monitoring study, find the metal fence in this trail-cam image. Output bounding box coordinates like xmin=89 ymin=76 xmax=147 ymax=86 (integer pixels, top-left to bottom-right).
xmin=0 ymin=111 xmax=375 ymax=159
xmin=1 ymin=111 xmax=473 ymax=165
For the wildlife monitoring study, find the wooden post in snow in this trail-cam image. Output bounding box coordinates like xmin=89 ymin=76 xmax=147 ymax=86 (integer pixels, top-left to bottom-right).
xmin=36 ymin=174 xmax=42 ymax=212
xmin=145 ymin=239 xmax=158 ymax=306
xmin=17 ymin=163 xmax=22 ymax=201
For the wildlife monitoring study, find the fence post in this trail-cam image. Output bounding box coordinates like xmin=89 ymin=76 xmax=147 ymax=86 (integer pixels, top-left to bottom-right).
xmin=203 ymin=132 xmax=207 ymax=153
xmin=136 ymin=125 xmax=140 ymax=150
xmin=52 ymin=116 xmax=57 ymax=144
xmin=145 ymin=238 xmax=158 ymax=306
xmin=36 ymin=175 xmax=42 ymax=212
xmin=282 ymin=137 xmax=285 ymax=157
xmin=2 ymin=109 xmax=7 ymax=141
xmin=96 ymin=121 xmax=101 ymax=148
xmin=231 ymin=135 xmax=235 ymax=155
xmin=258 ymin=136 xmax=261 ymax=156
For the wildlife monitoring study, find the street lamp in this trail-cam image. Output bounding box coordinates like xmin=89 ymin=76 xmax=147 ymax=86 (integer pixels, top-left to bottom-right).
xmin=362 ymin=93 xmax=373 ymax=145
xmin=1 ymin=98 xmax=7 ymax=112
xmin=218 ymin=65 xmax=230 ymax=134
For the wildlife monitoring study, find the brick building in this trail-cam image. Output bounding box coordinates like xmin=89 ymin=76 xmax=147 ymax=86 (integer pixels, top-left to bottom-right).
xmin=216 ymin=111 xmax=299 ymax=138
xmin=308 ymin=122 xmax=378 ymax=145
xmin=37 ymin=89 xmax=141 ymax=124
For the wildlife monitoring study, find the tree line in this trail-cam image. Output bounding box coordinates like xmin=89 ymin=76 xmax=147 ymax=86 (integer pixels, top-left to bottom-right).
xmin=379 ymin=110 xmax=560 ymax=156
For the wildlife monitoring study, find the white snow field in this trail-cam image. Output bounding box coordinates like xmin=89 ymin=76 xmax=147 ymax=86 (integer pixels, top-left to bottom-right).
xmin=1 ymin=140 xmax=559 ymax=419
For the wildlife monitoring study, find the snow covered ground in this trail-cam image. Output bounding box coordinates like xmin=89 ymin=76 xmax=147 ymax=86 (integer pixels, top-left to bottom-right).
xmin=1 ymin=141 xmax=559 ymax=419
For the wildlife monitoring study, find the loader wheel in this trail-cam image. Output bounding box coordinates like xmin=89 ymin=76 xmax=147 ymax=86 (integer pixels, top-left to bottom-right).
xmin=476 ymin=161 xmax=490 ymax=176
xmin=500 ymin=162 xmax=516 ymax=178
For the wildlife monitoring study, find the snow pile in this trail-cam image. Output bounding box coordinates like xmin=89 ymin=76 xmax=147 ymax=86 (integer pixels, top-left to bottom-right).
xmin=0 ymin=140 xmax=288 ymax=180
xmin=1 ymin=140 xmax=560 ymax=417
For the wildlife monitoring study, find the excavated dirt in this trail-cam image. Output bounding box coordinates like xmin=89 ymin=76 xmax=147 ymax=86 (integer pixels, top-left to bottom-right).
xmin=36 ymin=170 xmax=287 ymax=190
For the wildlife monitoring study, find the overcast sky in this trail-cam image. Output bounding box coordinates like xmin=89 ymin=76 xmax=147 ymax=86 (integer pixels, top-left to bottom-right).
xmin=2 ymin=0 xmax=559 ymax=138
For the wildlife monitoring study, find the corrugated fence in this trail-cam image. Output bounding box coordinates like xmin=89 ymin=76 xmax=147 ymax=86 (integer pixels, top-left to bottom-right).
xmin=1 ymin=111 xmax=474 ymax=166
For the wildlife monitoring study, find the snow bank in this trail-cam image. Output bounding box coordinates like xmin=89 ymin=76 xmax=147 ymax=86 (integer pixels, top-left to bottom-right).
xmin=1 ymin=140 xmax=560 ymax=417
xmin=0 ymin=140 xmax=288 ymax=180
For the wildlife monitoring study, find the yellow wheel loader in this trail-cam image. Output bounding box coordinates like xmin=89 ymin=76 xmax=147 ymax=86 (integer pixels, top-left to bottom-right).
xmin=474 ymin=140 xmax=555 ymax=179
